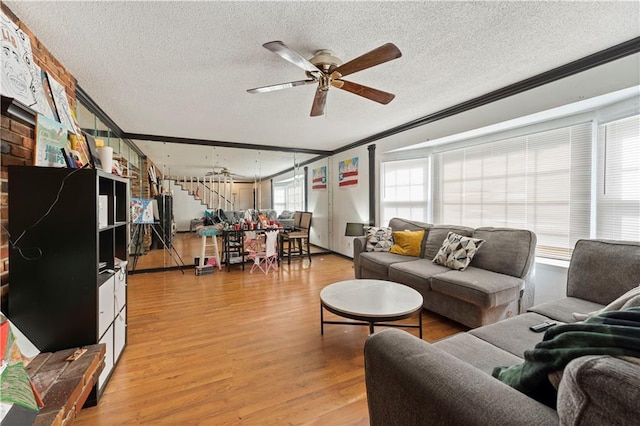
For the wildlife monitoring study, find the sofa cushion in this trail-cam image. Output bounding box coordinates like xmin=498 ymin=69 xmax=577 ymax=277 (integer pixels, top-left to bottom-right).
xmin=572 ymin=285 xmax=640 ymax=321
xmin=423 ymin=225 xmax=474 ymax=259
xmin=364 ymin=226 xmax=393 ymax=252
xmin=430 ymin=267 xmax=524 ymax=308
xmin=493 ymin=308 xmax=640 ymax=409
xmin=471 ymin=227 xmax=536 ymax=278
xmin=567 ymin=239 xmax=640 ymax=305
xmin=360 ymin=251 xmax=418 ymax=278
xmin=557 ymin=355 xmax=640 ymax=426
xmin=529 ymin=297 xmax=605 ymax=324
xmin=469 ymin=312 xmax=552 ymax=358
xmin=433 ymin=232 xmax=484 ymax=271
xmin=388 ymin=218 xmax=431 ymax=233
xmin=434 ymin=332 xmax=524 ymax=375
xmin=390 ymin=230 xmax=425 ymax=257
xmin=388 ymin=259 xmax=450 ymax=291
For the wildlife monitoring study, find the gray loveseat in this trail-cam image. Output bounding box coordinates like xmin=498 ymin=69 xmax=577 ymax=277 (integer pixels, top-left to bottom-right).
xmin=364 ymin=239 xmax=640 ymax=425
xmin=353 ymin=218 xmax=536 ymax=328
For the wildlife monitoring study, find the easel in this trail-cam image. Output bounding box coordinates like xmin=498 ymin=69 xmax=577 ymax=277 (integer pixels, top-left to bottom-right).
xmin=129 ymin=222 xmax=185 ymax=273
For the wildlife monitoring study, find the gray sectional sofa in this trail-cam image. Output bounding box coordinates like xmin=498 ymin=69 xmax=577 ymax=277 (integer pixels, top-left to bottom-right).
xmin=353 ymin=218 xmax=537 ymax=328
xmin=364 ymin=239 xmax=640 ymax=425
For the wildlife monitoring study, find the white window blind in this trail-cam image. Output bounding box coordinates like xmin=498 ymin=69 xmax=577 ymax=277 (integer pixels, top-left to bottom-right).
xmin=597 ymin=115 xmax=640 ymax=240
xmin=381 ymin=158 xmax=429 ymax=226
xmin=433 ymin=122 xmax=592 ymax=260
xmin=273 ymin=186 xmax=286 ymax=213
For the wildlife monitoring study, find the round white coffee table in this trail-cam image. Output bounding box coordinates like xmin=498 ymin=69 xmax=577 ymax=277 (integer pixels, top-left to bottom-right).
xmin=320 ymin=279 xmax=423 ymax=338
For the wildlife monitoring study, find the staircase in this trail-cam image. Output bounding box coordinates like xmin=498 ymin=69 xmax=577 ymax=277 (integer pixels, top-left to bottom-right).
xmin=166 ymin=176 xmax=234 ymax=210
xmin=162 ymin=176 xmax=235 ymax=232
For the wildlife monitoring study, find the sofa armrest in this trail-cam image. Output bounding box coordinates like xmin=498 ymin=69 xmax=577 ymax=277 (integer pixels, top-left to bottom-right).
xmin=557 ymin=355 xmax=640 ymax=426
xmin=364 ymin=329 xmax=558 ymax=426
xmin=353 ymin=236 xmax=367 ymax=278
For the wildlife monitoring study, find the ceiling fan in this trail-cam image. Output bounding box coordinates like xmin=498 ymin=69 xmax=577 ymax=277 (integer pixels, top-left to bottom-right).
xmin=247 ymin=41 xmax=402 ymax=116
xmin=205 ymin=166 xmax=240 ymax=178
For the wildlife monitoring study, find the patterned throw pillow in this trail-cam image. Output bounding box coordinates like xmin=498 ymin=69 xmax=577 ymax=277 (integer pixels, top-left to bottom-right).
xmin=364 ymin=226 xmax=393 ymax=252
xmin=432 ymin=232 xmax=484 ymax=271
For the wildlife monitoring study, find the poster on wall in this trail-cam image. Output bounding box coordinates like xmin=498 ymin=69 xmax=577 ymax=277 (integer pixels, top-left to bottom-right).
xmin=32 ymin=64 xmax=58 ymax=120
xmin=34 ymin=113 xmax=68 ymax=167
xmin=46 ymin=72 xmax=76 ymax=134
xmin=131 ymin=198 xmax=155 ymax=224
xmin=312 ymin=166 xmax=327 ymax=190
xmin=338 ymin=157 xmax=359 ymax=188
xmin=0 ymin=11 xmax=38 ymax=107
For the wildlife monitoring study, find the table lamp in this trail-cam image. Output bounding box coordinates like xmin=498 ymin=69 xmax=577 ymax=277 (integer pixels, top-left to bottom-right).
xmin=345 ymin=222 xmax=365 ymax=237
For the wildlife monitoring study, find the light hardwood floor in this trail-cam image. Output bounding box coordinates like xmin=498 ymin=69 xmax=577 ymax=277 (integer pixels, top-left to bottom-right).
xmin=78 ymin=254 xmax=466 ymax=425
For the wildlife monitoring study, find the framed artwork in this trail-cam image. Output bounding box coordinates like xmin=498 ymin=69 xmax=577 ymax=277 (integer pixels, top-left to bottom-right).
xmin=312 ymin=166 xmax=327 ymax=190
xmin=31 ymin=64 xmax=57 ymax=120
xmin=338 ymin=157 xmax=359 ymax=188
xmin=34 ymin=114 xmax=68 ymax=167
xmin=130 ymin=198 xmax=155 ymax=224
xmin=46 ymin=72 xmax=75 ymax=134
xmin=84 ymin=131 xmax=103 ymax=170
xmin=69 ymin=133 xmax=90 ymax=167
xmin=0 ymin=11 xmax=37 ymax=107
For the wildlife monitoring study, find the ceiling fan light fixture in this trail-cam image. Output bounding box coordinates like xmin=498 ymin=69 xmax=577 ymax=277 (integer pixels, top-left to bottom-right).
xmin=309 ymin=49 xmax=343 ymax=72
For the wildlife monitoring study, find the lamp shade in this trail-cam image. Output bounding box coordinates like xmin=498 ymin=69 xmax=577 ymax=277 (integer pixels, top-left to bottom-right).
xmin=345 ymin=222 xmax=365 ymax=237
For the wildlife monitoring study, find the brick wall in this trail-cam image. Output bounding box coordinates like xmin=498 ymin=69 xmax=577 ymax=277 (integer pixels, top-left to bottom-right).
xmin=0 ymin=4 xmax=77 ymax=311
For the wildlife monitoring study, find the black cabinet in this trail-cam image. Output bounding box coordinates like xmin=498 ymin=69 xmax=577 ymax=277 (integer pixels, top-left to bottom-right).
xmin=8 ymin=165 xmax=129 ymax=403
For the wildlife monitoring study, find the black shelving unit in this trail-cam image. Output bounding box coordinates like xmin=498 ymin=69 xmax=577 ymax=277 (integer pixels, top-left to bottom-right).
xmin=8 ymin=165 xmax=129 ymax=404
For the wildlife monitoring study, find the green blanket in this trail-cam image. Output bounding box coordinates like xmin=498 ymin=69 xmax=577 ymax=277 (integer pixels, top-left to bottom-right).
xmin=492 ymin=307 xmax=640 ymax=408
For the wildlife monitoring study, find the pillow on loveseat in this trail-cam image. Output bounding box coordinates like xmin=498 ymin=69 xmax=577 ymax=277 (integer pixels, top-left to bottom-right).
xmin=390 ymin=230 xmax=425 ymax=257
xmin=433 ymin=232 xmax=484 ymax=271
xmin=364 ymin=226 xmax=393 ymax=252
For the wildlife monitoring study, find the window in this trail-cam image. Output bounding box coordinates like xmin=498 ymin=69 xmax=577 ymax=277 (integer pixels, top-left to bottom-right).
xmin=273 ymin=186 xmax=286 ymax=213
xmin=433 ymin=122 xmax=592 ymax=260
xmin=273 ymin=174 xmax=304 ymax=212
xmin=597 ymin=115 xmax=640 ymax=240
xmin=381 ymin=158 xmax=430 ymax=226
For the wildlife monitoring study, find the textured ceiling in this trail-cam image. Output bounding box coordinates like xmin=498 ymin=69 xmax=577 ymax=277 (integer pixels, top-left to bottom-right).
xmin=5 ymin=1 xmax=640 ymax=178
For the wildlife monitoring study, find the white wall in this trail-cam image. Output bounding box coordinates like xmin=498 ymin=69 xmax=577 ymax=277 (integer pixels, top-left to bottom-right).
xmin=306 ymin=158 xmax=331 ymax=250
xmin=534 ymin=262 xmax=569 ymax=305
xmin=258 ymin=180 xmax=271 ymax=210
xmin=162 ymin=179 xmax=207 ymax=232
xmin=329 ymin=146 xmax=371 ymax=257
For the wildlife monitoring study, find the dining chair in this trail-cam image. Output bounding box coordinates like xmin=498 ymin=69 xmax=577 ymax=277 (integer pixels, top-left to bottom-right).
xmin=280 ymin=211 xmax=312 ymax=265
xmin=292 ymin=211 xmax=303 ymax=229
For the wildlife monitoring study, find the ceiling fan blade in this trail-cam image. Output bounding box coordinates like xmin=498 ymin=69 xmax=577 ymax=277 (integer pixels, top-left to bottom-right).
xmin=310 ymin=89 xmax=328 ymax=117
xmin=263 ymin=41 xmax=321 ymax=74
xmin=330 ymin=43 xmax=401 ymax=79
xmin=247 ymin=79 xmax=316 ymax=94
xmin=332 ymin=80 xmax=395 ymax=104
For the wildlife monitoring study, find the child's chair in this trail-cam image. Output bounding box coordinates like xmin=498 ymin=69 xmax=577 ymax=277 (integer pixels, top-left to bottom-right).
xmin=248 ymin=229 xmax=279 ymax=274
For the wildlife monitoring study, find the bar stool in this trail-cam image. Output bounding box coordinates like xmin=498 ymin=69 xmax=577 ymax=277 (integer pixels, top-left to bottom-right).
xmin=198 ymin=227 xmax=222 ymax=270
xmin=280 ymin=212 xmax=312 ymax=265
